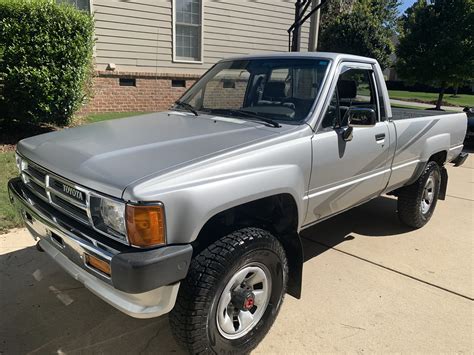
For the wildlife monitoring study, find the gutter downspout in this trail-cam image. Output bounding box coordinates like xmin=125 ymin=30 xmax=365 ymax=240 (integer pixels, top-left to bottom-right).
xmin=308 ymin=0 xmax=321 ymax=51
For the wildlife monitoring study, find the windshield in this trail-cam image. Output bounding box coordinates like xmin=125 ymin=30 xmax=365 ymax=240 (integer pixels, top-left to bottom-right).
xmin=177 ymin=58 xmax=331 ymax=123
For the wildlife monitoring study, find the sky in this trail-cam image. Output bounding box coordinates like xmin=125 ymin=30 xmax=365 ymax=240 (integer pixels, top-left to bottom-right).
xmin=398 ymin=0 xmax=417 ymax=14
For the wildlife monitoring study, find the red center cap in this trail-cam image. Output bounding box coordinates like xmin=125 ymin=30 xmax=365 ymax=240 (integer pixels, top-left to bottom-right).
xmin=244 ymin=295 xmax=255 ymax=310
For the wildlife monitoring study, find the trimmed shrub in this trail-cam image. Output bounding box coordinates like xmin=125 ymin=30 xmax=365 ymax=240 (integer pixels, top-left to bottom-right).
xmin=0 ymin=0 xmax=94 ymax=126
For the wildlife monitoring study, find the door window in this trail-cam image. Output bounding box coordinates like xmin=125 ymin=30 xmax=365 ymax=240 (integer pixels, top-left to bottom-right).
xmin=321 ymin=68 xmax=379 ymax=129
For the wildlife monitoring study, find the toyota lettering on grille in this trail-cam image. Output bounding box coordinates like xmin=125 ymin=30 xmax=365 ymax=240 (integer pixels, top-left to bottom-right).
xmin=62 ymin=184 xmax=84 ymax=201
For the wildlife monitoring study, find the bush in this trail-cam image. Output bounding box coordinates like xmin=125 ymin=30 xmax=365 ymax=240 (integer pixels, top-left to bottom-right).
xmin=0 ymin=0 xmax=94 ymax=126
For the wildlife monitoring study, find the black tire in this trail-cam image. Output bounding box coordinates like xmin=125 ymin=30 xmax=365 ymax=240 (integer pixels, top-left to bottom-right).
xmin=397 ymin=161 xmax=441 ymax=228
xmin=170 ymin=227 xmax=288 ymax=354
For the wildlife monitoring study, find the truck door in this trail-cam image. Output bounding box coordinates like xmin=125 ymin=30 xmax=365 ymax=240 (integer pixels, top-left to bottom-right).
xmin=304 ymin=62 xmax=391 ymax=225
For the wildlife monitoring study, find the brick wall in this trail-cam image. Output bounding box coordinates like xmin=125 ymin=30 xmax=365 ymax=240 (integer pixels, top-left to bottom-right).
xmin=79 ymin=71 xmax=200 ymax=115
xmin=203 ymin=79 xmax=248 ymax=109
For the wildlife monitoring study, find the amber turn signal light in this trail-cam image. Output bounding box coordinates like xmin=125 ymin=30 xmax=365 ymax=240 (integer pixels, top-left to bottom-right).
xmin=126 ymin=204 xmax=166 ymax=247
xmin=85 ymin=254 xmax=111 ymax=276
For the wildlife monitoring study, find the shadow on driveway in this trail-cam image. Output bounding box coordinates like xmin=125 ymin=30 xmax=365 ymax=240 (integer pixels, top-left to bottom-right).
xmin=0 ymin=247 xmax=184 ymax=354
xmin=301 ymin=196 xmax=411 ymax=262
xmin=0 ymin=196 xmax=411 ymax=354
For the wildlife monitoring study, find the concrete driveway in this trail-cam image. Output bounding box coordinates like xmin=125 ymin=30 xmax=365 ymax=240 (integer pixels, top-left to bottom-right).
xmin=1 ymin=154 xmax=472 ymax=354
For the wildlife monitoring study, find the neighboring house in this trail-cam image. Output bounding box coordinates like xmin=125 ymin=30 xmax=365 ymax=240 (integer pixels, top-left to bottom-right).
xmin=382 ymin=34 xmax=398 ymax=81
xmin=70 ymin=0 xmax=310 ymax=113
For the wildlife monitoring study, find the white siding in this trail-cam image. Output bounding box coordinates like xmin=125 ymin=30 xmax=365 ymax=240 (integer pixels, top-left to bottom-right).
xmin=93 ymin=0 xmax=310 ymax=74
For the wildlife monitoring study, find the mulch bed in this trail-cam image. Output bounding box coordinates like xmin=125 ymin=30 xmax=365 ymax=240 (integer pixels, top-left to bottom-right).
xmin=0 ymin=144 xmax=15 ymax=153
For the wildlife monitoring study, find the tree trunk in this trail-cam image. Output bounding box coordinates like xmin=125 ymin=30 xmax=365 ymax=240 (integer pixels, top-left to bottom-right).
xmin=453 ymin=85 xmax=459 ymax=97
xmin=436 ymin=82 xmax=446 ymax=110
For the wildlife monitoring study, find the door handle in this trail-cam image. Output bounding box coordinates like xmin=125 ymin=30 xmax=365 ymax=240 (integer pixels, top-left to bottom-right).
xmin=375 ymin=133 xmax=386 ymax=141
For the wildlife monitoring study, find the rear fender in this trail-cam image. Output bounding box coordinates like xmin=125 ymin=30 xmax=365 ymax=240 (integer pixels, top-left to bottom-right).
xmin=420 ymin=134 xmax=449 ymax=162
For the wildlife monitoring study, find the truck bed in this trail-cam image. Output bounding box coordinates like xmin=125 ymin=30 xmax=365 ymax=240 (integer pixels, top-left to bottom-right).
xmin=392 ymin=107 xmax=454 ymax=121
xmin=391 ymin=107 xmax=457 ymax=120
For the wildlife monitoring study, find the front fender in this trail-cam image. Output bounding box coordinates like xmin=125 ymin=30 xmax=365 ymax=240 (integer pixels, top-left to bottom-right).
xmin=123 ymin=131 xmax=313 ymax=245
xmin=149 ymin=165 xmax=306 ymax=244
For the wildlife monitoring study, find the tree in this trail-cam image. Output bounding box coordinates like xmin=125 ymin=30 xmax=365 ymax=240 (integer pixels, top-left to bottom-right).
xmin=321 ymin=0 xmax=356 ymax=17
xmin=319 ymin=0 xmax=399 ymax=69
xmin=396 ymin=0 xmax=474 ymax=110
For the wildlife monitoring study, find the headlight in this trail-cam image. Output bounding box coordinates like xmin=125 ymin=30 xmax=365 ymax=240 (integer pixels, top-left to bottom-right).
xmin=16 ymin=153 xmax=29 ymax=183
xmin=90 ymin=196 xmax=166 ymax=247
xmin=16 ymin=153 xmax=28 ymax=173
xmin=100 ymin=198 xmax=126 ymax=235
xmin=15 ymin=152 xmax=23 ymax=173
xmin=90 ymin=196 xmax=127 ymax=242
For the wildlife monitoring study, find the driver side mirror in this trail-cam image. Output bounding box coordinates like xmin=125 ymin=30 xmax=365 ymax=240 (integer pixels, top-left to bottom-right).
xmin=347 ymin=107 xmax=377 ymax=127
xmin=338 ymin=107 xmax=377 ymax=142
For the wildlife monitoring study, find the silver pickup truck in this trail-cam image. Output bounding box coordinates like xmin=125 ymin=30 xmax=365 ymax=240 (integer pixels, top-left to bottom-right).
xmin=8 ymin=53 xmax=468 ymax=353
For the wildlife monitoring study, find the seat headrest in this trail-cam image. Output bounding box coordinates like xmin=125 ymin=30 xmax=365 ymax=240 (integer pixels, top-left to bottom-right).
xmin=263 ymin=81 xmax=286 ymax=99
xmin=338 ymin=80 xmax=357 ymax=99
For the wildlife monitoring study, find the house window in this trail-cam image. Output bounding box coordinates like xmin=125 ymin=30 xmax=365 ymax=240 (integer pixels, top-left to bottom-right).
xmin=59 ymin=0 xmax=90 ymax=12
xmin=174 ymin=0 xmax=203 ymax=62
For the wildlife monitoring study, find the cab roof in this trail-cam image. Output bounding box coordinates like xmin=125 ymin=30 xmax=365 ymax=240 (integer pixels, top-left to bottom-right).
xmin=221 ymin=51 xmax=379 ymax=65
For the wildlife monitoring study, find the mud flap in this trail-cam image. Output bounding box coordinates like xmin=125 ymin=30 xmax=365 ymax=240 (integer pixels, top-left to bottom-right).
xmin=439 ymin=167 xmax=448 ymax=200
xmin=281 ymin=232 xmax=303 ymax=299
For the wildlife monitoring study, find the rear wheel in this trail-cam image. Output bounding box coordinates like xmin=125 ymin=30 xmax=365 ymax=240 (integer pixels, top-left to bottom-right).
xmin=170 ymin=227 xmax=288 ymax=354
xmin=397 ymin=161 xmax=441 ymax=228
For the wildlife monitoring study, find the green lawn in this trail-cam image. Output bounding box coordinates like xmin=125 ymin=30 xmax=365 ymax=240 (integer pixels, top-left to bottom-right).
xmin=84 ymin=111 xmax=147 ymax=124
xmin=0 ymin=111 xmax=149 ymax=233
xmin=389 ymin=90 xmax=474 ymax=107
xmin=0 ymin=152 xmax=22 ymax=233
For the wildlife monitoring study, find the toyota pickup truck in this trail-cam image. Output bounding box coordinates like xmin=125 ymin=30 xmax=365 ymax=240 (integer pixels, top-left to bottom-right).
xmin=8 ymin=53 xmax=468 ymax=354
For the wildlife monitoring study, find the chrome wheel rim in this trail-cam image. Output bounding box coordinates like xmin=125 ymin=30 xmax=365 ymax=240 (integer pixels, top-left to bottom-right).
xmin=421 ymin=175 xmax=435 ymax=214
xmin=216 ymin=263 xmax=271 ymax=340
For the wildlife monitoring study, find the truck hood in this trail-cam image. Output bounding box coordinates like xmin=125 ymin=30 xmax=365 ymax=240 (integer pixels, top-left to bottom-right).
xmin=17 ymin=112 xmax=282 ymax=198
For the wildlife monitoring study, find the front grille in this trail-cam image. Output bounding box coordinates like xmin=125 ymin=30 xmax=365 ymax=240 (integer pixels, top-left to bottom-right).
xmin=51 ymin=195 xmax=90 ymax=223
xmin=21 ymin=160 xmax=92 ymax=227
xmin=18 ymin=156 xmax=129 ymax=245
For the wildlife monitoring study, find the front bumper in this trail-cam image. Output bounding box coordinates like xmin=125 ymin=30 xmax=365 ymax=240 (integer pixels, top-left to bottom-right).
xmin=8 ymin=177 xmax=192 ymax=319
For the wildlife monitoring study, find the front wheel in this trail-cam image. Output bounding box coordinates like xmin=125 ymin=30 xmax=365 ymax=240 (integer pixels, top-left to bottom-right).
xmin=170 ymin=227 xmax=288 ymax=354
xmin=397 ymin=161 xmax=441 ymax=228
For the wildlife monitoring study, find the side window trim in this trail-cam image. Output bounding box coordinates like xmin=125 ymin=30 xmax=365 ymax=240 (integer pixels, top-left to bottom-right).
xmin=372 ymin=64 xmax=388 ymax=121
xmin=315 ymin=64 xmax=345 ymax=133
xmin=370 ymin=71 xmax=382 ymax=122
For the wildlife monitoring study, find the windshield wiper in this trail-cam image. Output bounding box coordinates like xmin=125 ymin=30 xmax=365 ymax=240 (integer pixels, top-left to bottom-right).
xmin=174 ymin=100 xmax=198 ymax=116
xmin=205 ymin=108 xmax=281 ymax=128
